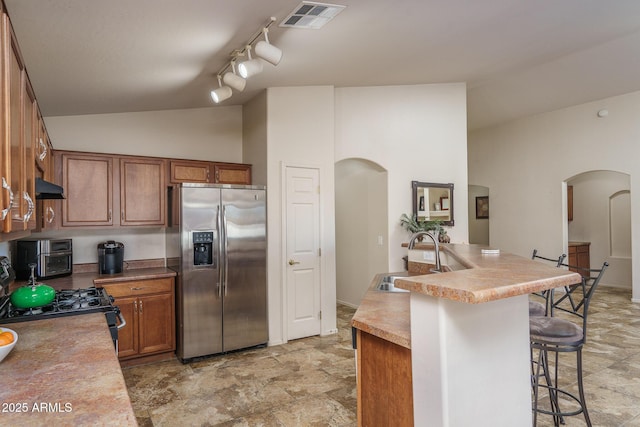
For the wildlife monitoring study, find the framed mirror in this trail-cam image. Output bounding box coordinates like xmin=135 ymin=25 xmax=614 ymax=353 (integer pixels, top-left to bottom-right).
xmin=412 ymin=181 xmax=454 ymax=226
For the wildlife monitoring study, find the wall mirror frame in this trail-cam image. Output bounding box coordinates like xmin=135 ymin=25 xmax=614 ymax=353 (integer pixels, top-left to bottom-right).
xmin=412 ymin=181 xmax=454 ymax=226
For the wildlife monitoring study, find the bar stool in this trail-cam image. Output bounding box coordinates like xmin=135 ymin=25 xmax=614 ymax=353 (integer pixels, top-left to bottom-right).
xmin=530 ymin=261 xmax=608 ymax=426
xmin=529 ymin=249 xmax=566 ymax=317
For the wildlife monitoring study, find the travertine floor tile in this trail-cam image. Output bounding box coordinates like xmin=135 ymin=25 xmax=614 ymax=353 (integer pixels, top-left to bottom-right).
xmin=124 ymin=287 xmax=640 ymax=426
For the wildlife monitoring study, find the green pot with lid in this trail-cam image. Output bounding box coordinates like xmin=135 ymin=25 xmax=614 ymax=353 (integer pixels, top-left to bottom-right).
xmin=10 ymin=283 xmax=56 ymax=308
xmin=10 ymin=263 xmax=56 ymax=309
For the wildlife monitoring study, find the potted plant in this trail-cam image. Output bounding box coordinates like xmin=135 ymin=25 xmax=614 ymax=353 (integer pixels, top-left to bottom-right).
xmin=400 ymin=214 xmax=449 ymax=243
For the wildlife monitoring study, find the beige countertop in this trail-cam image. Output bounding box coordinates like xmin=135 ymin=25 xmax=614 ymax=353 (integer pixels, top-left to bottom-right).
xmin=351 ymin=273 xmax=413 ymax=350
xmin=11 ymin=267 xmax=176 ymax=292
xmin=0 ymin=313 xmax=137 ymax=426
xmin=351 ymin=244 xmax=583 ymax=350
xmin=396 ymin=244 xmax=581 ymax=303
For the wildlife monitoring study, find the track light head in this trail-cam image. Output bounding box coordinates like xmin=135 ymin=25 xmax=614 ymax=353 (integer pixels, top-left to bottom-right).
xmin=238 ymin=46 xmax=264 ymax=78
xmin=222 ymin=61 xmax=246 ymax=92
xmin=255 ymin=40 xmax=282 ymax=66
xmin=211 ymin=75 xmax=232 ymax=103
xmin=254 ymin=28 xmax=282 ymax=66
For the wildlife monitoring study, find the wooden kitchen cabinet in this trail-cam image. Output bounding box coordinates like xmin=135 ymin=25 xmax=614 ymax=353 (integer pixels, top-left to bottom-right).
xmin=356 ymin=328 xmax=414 ymax=427
xmin=1 ymin=13 xmax=36 ymax=235
xmin=120 ymin=157 xmax=166 ymax=226
xmin=35 ymin=113 xmax=58 ymax=230
xmin=60 ymin=152 xmax=114 ymax=227
xmin=102 ymin=277 xmax=175 ymax=363
xmin=169 ymin=159 xmax=210 ymax=184
xmin=568 ymin=241 xmax=590 ymax=277
xmin=59 ymin=151 xmax=166 ymax=227
xmin=170 ymin=160 xmax=252 ymax=185
xmin=212 ymin=162 xmax=251 ymax=184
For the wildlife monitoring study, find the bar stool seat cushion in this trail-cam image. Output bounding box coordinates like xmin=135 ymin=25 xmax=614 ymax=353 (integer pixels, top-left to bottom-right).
xmin=529 ymin=301 xmax=546 ymax=317
xmin=530 ymin=316 xmax=583 ymax=345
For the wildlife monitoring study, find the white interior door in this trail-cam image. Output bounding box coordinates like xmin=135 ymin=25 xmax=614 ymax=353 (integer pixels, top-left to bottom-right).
xmin=285 ymin=166 xmax=321 ymax=340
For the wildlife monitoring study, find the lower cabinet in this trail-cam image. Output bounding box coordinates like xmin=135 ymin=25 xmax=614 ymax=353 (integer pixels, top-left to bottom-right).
xmin=356 ymin=328 xmax=414 ymax=427
xmin=568 ymin=242 xmax=590 ymax=276
xmin=102 ymin=277 xmax=175 ymax=362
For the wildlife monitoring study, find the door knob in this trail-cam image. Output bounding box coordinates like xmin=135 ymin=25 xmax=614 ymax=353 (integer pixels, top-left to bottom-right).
xmin=288 ymin=259 xmax=300 ymax=266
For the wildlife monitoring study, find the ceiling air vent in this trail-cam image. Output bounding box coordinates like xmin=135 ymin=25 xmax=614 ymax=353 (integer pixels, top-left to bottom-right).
xmin=280 ymin=2 xmax=346 ymax=29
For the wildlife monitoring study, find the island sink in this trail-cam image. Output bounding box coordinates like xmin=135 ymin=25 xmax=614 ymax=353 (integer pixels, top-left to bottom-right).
xmin=375 ymin=273 xmax=410 ymax=292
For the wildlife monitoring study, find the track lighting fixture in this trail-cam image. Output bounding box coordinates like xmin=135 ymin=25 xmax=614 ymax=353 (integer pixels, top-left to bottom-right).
xmin=255 ymin=28 xmax=282 ymax=66
xmin=211 ymin=17 xmax=282 ymax=104
xmin=222 ymin=61 xmax=246 ymax=92
xmin=238 ymin=46 xmax=264 ymax=79
xmin=210 ymin=75 xmax=232 ymax=103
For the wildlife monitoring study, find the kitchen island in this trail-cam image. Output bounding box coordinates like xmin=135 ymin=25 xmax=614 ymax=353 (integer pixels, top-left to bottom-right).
xmin=352 ymin=243 xmax=582 ymax=427
xmin=0 ymin=313 xmax=137 ymax=426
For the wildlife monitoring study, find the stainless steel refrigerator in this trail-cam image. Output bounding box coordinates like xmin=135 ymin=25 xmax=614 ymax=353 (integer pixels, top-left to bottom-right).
xmin=166 ymin=183 xmax=267 ymax=361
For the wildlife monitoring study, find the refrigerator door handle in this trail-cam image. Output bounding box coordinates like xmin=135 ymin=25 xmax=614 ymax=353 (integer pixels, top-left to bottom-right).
xmin=223 ymin=204 xmax=229 ymax=297
xmin=217 ymin=205 xmax=223 ymax=299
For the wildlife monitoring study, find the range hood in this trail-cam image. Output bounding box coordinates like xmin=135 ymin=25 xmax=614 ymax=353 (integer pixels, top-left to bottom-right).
xmin=35 ymin=177 xmax=65 ymax=200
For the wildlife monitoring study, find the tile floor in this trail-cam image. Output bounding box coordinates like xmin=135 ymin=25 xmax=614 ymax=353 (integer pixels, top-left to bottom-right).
xmin=123 ymin=304 xmax=357 ymax=426
xmin=123 ymin=286 xmax=640 ymax=426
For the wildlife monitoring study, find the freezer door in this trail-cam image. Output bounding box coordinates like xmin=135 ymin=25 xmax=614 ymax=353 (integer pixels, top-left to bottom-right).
xmin=179 ymin=186 xmax=223 ymax=359
xmin=221 ymin=188 xmax=268 ymax=352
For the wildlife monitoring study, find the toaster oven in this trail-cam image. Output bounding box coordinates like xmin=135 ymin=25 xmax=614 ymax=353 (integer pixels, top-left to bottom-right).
xmin=14 ymin=239 xmax=73 ymax=280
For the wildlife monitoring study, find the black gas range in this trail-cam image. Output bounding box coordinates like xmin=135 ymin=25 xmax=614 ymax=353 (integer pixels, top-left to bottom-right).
xmin=0 ymin=256 xmax=125 ymax=351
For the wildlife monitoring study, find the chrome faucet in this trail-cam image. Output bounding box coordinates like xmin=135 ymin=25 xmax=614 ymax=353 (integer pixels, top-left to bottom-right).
xmin=407 ymin=231 xmax=442 ymax=273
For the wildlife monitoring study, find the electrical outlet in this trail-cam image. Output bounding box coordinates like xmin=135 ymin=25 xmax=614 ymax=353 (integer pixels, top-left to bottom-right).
xmin=377 ymin=235 xmax=383 ymax=245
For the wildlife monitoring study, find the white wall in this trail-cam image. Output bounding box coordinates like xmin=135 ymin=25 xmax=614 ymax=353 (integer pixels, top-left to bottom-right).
xmin=468 ymin=185 xmax=489 ymax=245
xmin=29 ymin=106 xmax=244 ymax=264
xmin=242 ymin=92 xmax=268 ymax=186
xmin=263 ymin=86 xmax=337 ymax=345
xmin=568 ymin=170 xmax=631 ymax=287
xmin=45 ymin=106 xmax=242 ymax=161
xmin=468 ymin=90 xmax=640 ymax=299
xmin=335 ymin=83 xmax=469 ymax=272
xmin=335 ymin=159 xmax=388 ymax=307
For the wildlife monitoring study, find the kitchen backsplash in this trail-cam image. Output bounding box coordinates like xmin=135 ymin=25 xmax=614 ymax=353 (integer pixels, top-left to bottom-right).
xmin=24 ymin=228 xmax=166 ymax=264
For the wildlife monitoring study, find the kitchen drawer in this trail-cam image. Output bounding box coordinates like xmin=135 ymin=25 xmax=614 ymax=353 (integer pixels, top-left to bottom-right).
xmin=103 ymin=277 xmax=173 ymax=297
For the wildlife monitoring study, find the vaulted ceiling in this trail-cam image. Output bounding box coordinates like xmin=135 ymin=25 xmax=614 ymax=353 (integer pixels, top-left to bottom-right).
xmin=6 ymin=0 xmax=640 ymax=130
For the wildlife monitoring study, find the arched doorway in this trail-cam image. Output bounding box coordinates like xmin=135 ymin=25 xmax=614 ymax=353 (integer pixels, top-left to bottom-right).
xmin=335 ymin=158 xmax=388 ymax=307
xmin=566 ymin=170 xmax=631 ymax=289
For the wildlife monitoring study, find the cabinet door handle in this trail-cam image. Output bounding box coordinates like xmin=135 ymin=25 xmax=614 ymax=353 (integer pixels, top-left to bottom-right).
xmin=1 ymin=177 xmax=13 ymax=221
xmin=134 ymin=301 xmax=138 ymax=313
xmin=139 ymin=301 xmax=143 ymax=313
xmin=130 ymin=287 xmax=144 ymax=291
xmin=38 ymin=138 xmax=48 ymax=162
xmin=23 ymin=192 xmax=34 ymax=223
xmin=108 ymin=209 xmax=112 ymax=222
xmin=47 ymin=206 xmax=55 ymax=223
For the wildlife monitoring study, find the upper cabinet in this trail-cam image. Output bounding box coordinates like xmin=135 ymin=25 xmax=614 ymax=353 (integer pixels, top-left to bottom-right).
xmin=169 ymin=160 xmax=210 ymax=184
xmin=120 ymin=157 xmax=165 ymax=226
xmin=61 ymin=152 xmax=114 ymax=227
xmin=35 ymin=112 xmax=57 ymax=230
xmin=1 ymin=13 xmax=36 ymax=235
xmin=59 ymin=151 xmax=166 ymax=228
xmin=169 ymin=160 xmax=252 ymax=185
xmin=212 ymin=163 xmax=251 ymax=185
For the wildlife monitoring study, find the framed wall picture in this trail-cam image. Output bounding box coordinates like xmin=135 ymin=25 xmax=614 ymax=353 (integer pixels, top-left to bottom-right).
xmin=476 ymin=196 xmax=489 ymax=219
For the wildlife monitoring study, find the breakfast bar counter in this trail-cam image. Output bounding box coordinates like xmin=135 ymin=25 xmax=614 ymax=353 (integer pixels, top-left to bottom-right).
xmin=352 ymin=243 xmax=582 ymax=427
xmin=0 ymin=313 xmax=137 ymax=426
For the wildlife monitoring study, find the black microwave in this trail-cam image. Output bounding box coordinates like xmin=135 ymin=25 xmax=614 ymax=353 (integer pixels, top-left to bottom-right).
xmin=14 ymin=239 xmax=73 ymax=280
